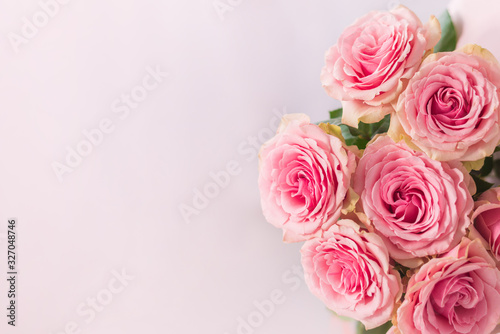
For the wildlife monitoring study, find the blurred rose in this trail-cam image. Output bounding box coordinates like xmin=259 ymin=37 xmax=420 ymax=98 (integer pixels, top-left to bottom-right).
xmin=258 ymin=114 xmax=356 ymax=242
xmin=321 ymin=6 xmax=440 ymax=127
xmin=301 ymin=219 xmax=402 ymax=329
xmin=471 ymin=187 xmax=500 ymax=261
xmin=397 ymin=238 xmax=500 ymax=334
xmin=353 ymin=135 xmax=475 ymax=267
xmin=393 ymin=44 xmax=500 ymax=161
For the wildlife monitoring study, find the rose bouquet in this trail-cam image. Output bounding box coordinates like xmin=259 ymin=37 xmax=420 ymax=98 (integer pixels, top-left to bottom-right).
xmin=258 ymin=5 xmax=500 ymax=334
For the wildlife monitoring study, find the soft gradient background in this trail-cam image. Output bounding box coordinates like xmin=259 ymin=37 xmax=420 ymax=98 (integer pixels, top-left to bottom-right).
xmin=0 ymin=0 xmax=495 ymax=333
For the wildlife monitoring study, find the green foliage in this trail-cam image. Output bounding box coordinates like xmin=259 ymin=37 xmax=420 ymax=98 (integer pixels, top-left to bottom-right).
xmin=434 ymin=10 xmax=457 ymax=52
xmin=321 ymin=108 xmax=390 ymax=150
xmin=357 ymin=321 xmax=393 ymax=334
xmin=471 ymin=173 xmax=494 ymax=200
xmin=479 ymin=157 xmax=494 ymax=177
xmin=329 ymin=108 xmax=343 ymax=119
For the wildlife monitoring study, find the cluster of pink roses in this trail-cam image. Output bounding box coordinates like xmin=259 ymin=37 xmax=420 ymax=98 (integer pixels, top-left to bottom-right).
xmin=259 ymin=5 xmax=500 ymax=334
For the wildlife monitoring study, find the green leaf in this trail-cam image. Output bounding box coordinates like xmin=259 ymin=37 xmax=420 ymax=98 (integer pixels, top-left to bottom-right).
xmin=339 ymin=124 xmax=369 ymax=149
xmin=338 ymin=124 xmax=357 ymax=141
xmin=357 ymin=321 xmax=393 ymax=334
xmin=471 ymin=173 xmax=494 ymax=199
xmin=434 ymin=10 xmax=457 ymax=52
xmin=357 ymin=114 xmax=391 ymax=140
xmin=346 ymin=125 xmax=363 ymax=137
xmin=318 ymin=112 xmax=390 ymax=150
xmin=329 ymin=108 xmax=343 ymax=119
xmin=357 ymin=122 xmax=371 ymax=139
xmin=369 ymin=114 xmax=391 ymax=136
xmin=348 ymin=137 xmax=369 ymax=150
xmin=479 ymin=156 xmax=494 ymax=177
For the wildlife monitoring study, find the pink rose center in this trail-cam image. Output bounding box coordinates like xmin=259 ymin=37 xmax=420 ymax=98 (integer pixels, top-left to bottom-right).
xmin=276 ymin=146 xmax=336 ymax=217
xmin=430 ymin=273 xmax=484 ymax=332
xmin=429 ymin=87 xmax=469 ymax=127
xmin=381 ymin=172 xmax=428 ymax=230
xmin=389 ymin=188 xmax=422 ymax=222
xmin=280 ymin=164 xmax=317 ymax=211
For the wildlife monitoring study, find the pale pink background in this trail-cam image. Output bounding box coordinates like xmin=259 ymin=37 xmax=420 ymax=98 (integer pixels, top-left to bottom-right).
xmin=0 ymin=1 xmax=494 ymax=333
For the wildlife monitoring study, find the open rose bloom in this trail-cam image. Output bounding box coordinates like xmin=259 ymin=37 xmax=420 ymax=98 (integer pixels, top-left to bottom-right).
xmin=321 ymin=6 xmax=440 ymax=127
xmin=259 ymin=5 xmax=500 ymax=334
xmin=354 ymin=135 xmax=475 ymax=266
xmin=301 ymin=220 xmax=401 ymax=329
xmin=393 ymin=45 xmax=500 ymax=161
xmin=398 ymin=239 xmax=500 ymax=334
xmin=258 ymin=114 xmax=356 ymax=242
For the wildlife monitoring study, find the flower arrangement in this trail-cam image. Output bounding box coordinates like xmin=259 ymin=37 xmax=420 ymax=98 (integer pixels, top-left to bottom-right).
xmin=258 ymin=5 xmax=500 ymax=334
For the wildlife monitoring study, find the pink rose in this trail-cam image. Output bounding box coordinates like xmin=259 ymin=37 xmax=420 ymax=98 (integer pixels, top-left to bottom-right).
xmin=353 ymin=135 xmax=475 ymax=266
xmin=397 ymin=238 xmax=500 ymax=334
xmin=393 ymin=44 xmax=500 ymax=161
xmin=471 ymin=187 xmax=500 ymax=261
xmin=301 ymin=219 xmax=402 ymax=329
xmin=258 ymin=114 xmax=356 ymax=242
xmin=320 ymin=6 xmax=440 ymax=127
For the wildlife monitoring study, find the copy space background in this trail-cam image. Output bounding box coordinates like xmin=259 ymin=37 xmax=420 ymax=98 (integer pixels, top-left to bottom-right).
xmin=0 ymin=0 xmax=492 ymax=333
